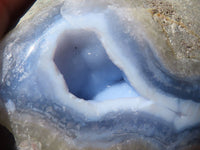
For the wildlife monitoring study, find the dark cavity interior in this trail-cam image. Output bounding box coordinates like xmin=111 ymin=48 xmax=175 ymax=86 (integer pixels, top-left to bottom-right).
xmin=0 ymin=124 xmax=16 ymax=150
xmin=53 ymin=30 xmax=136 ymax=100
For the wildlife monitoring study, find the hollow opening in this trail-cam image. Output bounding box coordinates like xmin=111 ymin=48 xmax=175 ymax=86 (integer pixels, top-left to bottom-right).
xmin=0 ymin=124 xmax=16 ymax=150
xmin=53 ymin=30 xmax=138 ymax=100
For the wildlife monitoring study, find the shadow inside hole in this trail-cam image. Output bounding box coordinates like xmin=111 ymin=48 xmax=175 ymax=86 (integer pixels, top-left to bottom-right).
xmin=0 ymin=124 xmax=16 ymax=150
xmin=0 ymin=99 xmax=16 ymax=150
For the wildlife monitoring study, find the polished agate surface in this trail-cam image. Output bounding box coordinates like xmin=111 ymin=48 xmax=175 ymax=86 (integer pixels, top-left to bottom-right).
xmin=0 ymin=0 xmax=200 ymax=150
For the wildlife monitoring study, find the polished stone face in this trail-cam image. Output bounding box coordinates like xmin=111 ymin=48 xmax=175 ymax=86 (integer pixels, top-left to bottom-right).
xmin=0 ymin=0 xmax=200 ymax=150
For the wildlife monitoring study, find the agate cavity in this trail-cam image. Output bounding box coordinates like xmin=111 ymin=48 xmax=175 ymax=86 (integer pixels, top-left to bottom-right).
xmin=53 ymin=29 xmax=138 ymax=100
xmin=0 ymin=0 xmax=200 ymax=149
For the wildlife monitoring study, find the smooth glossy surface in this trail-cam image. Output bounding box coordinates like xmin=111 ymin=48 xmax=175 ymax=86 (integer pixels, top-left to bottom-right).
xmin=0 ymin=0 xmax=200 ymax=149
